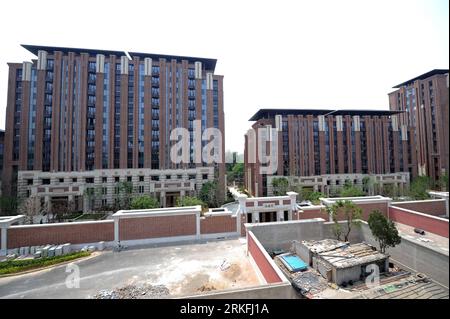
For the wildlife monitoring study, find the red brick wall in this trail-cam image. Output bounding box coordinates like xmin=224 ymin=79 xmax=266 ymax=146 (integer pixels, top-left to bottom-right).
xmin=8 ymin=221 xmax=114 ymax=248
xmin=201 ymin=215 xmax=237 ymax=234
xmin=392 ymin=200 xmax=446 ymax=217
xmin=333 ymin=202 xmax=388 ymax=221
xmin=119 ymin=215 xmax=196 ymax=241
xmin=389 ymin=206 xmax=449 ymax=238
xmin=247 ymin=231 xmax=283 ymax=284
xmin=299 ymin=208 xmax=329 ymax=221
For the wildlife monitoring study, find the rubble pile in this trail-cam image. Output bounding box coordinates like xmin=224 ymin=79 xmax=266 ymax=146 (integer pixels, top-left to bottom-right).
xmin=93 ymin=283 xmax=170 ymax=299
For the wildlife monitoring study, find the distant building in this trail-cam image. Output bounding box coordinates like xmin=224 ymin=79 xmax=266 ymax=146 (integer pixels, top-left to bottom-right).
xmin=244 ymin=109 xmax=412 ymax=197
xmin=389 ymin=69 xmax=449 ymax=183
xmin=2 ymin=45 xmax=225 ymax=211
xmin=0 ymin=129 xmax=4 ymax=196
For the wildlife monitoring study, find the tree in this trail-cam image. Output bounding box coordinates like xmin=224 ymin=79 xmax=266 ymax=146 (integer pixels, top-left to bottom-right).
xmin=272 ymin=177 xmax=289 ymax=196
xmin=381 ymin=183 xmax=399 ymax=199
xmin=176 ymin=196 xmax=206 ymax=210
xmin=408 ymin=176 xmax=431 ymax=200
xmin=326 ymin=200 xmax=362 ymax=242
xmin=130 ymin=195 xmax=160 ymax=209
xmin=368 ymin=210 xmax=401 ymax=253
xmin=438 ymin=174 xmax=448 ymax=191
xmin=199 ymin=181 xmax=221 ymax=208
xmin=362 ymin=176 xmax=375 ymax=196
xmin=300 ymin=188 xmax=324 ymax=205
xmin=0 ymin=196 xmax=19 ymax=215
xmin=111 ymin=181 xmax=134 ymax=210
xmin=340 ymin=185 xmax=365 ymax=197
xmin=17 ymin=195 xmax=42 ymax=224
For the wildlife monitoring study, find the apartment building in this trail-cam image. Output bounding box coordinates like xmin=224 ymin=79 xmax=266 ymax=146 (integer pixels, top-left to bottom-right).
xmin=2 ymin=45 xmax=225 ymax=211
xmin=244 ymin=109 xmax=412 ymax=197
xmin=388 ymin=69 xmax=449 ymax=183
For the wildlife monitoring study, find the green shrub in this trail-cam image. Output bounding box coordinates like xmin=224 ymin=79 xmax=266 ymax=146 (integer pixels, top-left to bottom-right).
xmin=0 ymin=251 xmax=91 ymax=275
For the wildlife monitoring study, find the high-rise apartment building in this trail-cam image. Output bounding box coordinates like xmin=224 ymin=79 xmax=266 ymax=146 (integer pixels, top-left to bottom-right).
xmin=388 ymin=69 xmax=449 ymax=183
xmin=2 ymin=45 xmax=225 ymax=211
xmin=244 ymin=109 xmax=412 ymax=197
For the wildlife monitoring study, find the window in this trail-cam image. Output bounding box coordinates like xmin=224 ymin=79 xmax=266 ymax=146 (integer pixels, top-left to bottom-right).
xmin=189 ymin=175 xmax=196 ymax=180
xmin=127 ymin=176 xmax=132 ymax=182
xmin=115 ymin=176 xmax=120 ymax=183
xmin=102 ymin=177 xmax=107 ymax=183
xmin=42 ymin=179 xmax=50 ymax=185
xmin=86 ymin=177 xmax=94 ymax=184
xmin=59 ymin=178 xmax=64 ymax=183
xmin=177 ymin=175 xmax=182 ymax=180
xmin=166 ymin=175 xmax=171 ymax=180
xmin=151 ymin=176 xmax=159 ymax=181
xmin=202 ymin=174 xmax=208 ymax=180
xmin=138 ymin=185 xmax=144 ymax=193
xmin=139 ymin=176 xmax=144 ymax=182
xmin=27 ymin=179 xmax=33 ymax=185
xmin=72 ymin=178 xmax=77 ymax=183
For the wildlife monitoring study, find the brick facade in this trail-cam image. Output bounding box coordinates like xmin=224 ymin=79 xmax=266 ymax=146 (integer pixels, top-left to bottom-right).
xmin=200 ymin=215 xmax=237 ymax=234
xmin=392 ymin=200 xmax=446 ymax=217
xmin=8 ymin=221 xmax=114 ymax=248
xmin=119 ymin=215 xmax=197 ymax=241
xmin=389 ymin=206 xmax=449 ymax=238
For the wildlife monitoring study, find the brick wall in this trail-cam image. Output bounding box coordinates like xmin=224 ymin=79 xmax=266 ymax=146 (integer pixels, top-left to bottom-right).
xmin=332 ymin=202 xmax=388 ymax=221
xmin=200 ymin=215 xmax=237 ymax=234
xmin=119 ymin=215 xmax=197 ymax=241
xmin=389 ymin=206 xmax=449 ymax=238
xmin=8 ymin=221 xmax=114 ymax=248
xmin=392 ymin=200 xmax=446 ymax=217
xmin=298 ymin=207 xmax=329 ymax=221
xmin=247 ymin=231 xmax=283 ymax=284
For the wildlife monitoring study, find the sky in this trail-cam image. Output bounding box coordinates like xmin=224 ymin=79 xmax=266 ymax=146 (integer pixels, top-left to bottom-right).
xmin=0 ymin=0 xmax=448 ymax=153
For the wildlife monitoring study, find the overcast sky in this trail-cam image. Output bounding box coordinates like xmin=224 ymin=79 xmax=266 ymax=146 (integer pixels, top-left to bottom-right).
xmin=0 ymin=0 xmax=448 ymax=153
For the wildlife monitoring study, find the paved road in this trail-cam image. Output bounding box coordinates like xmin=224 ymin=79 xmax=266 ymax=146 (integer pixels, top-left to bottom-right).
xmin=0 ymin=238 xmax=254 ymax=299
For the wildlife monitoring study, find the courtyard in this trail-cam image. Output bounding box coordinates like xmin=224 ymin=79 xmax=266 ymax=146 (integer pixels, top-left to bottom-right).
xmin=0 ymin=239 xmax=261 ymax=299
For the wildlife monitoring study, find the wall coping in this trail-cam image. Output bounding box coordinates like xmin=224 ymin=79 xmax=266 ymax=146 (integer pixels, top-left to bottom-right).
xmin=300 ymin=205 xmax=326 ymax=211
xmin=390 ymin=205 xmax=449 ymax=223
xmin=392 ymin=199 xmax=446 ymax=205
xmin=113 ymin=206 xmax=201 ymax=219
xmin=9 ymin=219 xmax=114 ymax=229
xmin=321 ymin=195 xmax=392 ymax=206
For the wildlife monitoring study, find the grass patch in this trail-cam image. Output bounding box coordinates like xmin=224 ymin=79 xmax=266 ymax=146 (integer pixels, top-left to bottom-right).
xmin=0 ymin=251 xmax=91 ymax=275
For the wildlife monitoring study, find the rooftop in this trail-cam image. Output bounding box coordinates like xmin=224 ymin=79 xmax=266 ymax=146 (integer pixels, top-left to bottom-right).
xmin=21 ymin=44 xmax=217 ymax=71
xmin=393 ymin=69 xmax=449 ymax=88
xmin=319 ymin=242 xmax=387 ymax=269
xmin=300 ymin=239 xmax=349 ymax=254
xmin=249 ymin=108 xmax=403 ymax=121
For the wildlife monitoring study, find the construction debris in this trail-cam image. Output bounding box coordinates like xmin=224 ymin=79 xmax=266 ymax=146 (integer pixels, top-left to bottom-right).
xmin=93 ymin=283 xmax=170 ymax=299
